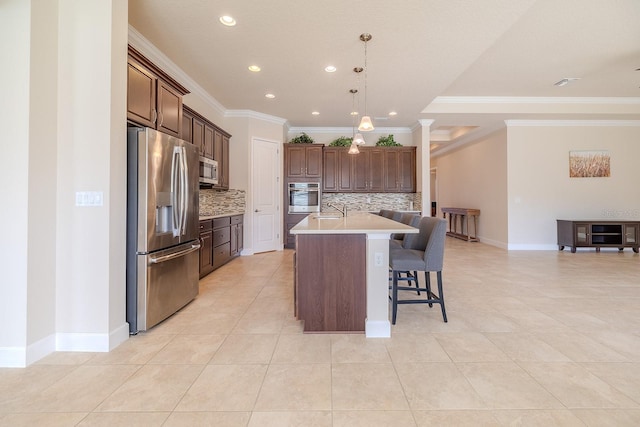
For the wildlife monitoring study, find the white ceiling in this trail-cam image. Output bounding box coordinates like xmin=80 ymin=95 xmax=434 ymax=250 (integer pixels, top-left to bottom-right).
xmin=128 ymin=0 xmax=640 ymax=150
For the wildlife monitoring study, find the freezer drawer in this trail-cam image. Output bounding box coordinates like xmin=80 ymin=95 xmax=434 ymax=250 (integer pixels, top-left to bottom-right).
xmin=128 ymin=241 xmax=200 ymax=333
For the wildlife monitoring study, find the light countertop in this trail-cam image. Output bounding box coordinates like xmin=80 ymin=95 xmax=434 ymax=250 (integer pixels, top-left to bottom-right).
xmin=290 ymin=212 xmax=418 ymax=235
xmin=199 ymin=211 xmax=245 ymax=221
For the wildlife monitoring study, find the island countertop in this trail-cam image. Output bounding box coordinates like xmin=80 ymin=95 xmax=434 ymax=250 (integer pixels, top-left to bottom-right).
xmin=290 ymin=212 xmax=418 ymax=235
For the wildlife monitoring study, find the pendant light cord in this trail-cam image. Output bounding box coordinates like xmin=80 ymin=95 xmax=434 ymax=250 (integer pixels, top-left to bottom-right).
xmin=363 ymin=38 xmax=368 ymax=116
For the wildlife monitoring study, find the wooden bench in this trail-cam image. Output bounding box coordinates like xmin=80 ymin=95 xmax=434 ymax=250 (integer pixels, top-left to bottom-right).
xmin=441 ymin=207 xmax=480 ymax=242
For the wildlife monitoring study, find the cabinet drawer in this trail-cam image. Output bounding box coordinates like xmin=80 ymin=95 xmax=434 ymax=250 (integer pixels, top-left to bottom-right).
xmin=199 ymin=219 xmax=212 ymax=232
xmin=213 ymin=217 xmax=231 ymax=229
xmin=213 ymin=227 xmax=231 ymax=246
xmin=213 ymin=242 xmax=231 ymax=269
xmin=231 ymin=215 xmax=243 ymax=225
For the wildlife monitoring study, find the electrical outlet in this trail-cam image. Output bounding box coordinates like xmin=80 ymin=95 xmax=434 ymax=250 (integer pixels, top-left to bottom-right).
xmin=374 ymin=252 xmax=383 ymax=267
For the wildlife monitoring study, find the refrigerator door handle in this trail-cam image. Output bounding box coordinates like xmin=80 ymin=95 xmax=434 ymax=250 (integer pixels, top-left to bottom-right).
xmin=148 ymin=243 xmax=201 ymax=265
xmin=180 ymin=146 xmax=189 ymax=235
xmin=171 ymin=146 xmax=182 ymax=237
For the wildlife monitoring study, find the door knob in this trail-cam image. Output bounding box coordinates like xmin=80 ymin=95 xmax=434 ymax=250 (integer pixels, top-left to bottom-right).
xmin=255 ymin=209 xmax=260 ymax=212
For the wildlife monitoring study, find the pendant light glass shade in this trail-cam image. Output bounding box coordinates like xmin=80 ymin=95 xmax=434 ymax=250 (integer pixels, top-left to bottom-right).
xmin=353 ymin=133 xmax=365 ymax=145
xmin=348 ymin=142 xmax=360 ymax=154
xmin=357 ymin=116 xmax=374 ymax=132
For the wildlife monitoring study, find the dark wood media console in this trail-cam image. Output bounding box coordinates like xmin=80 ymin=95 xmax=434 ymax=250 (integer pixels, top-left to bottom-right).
xmin=557 ymin=220 xmax=639 ymax=253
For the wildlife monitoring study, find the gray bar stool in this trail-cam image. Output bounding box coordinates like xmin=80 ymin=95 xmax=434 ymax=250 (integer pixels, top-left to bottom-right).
xmin=389 ymin=216 xmax=448 ymax=325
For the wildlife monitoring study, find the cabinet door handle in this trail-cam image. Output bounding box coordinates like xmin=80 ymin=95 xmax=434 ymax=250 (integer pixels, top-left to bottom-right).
xmin=158 ymin=111 xmax=164 ymax=127
xmin=152 ymin=109 xmax=157 ymax=124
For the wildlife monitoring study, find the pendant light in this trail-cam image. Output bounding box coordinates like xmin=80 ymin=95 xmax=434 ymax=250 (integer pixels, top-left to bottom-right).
xmin=357 ymin=33 xmax=374 ymax=132
xmin=348 ymin=89 xmax=360 ymax=154
xmin=352 ymin=68 xmax=366 ymax=145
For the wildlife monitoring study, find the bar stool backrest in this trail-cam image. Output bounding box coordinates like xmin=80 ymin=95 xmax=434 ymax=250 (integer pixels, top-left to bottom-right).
xmin=422 ymin=217 xmax=447 ymax=271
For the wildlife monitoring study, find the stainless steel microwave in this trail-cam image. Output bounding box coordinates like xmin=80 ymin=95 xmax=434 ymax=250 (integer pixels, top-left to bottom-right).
xmin=288 ymin=182 xmax=320 ymax=213
xmin=199 ymin=156 xmax=218 ymax=185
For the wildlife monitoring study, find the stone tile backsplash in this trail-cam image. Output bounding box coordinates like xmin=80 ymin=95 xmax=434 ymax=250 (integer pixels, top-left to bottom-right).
xmin=322 ymin=192 xmax=421 ymax=213
xmin=199 ymin=189 xmax=246 ymax=216
xmin=200 ymin=189 xmax=420 ymax=216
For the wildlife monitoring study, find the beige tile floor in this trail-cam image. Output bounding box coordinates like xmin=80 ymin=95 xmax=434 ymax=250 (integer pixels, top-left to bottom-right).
xmin=2 ymin=238 xmax=640 ymax=426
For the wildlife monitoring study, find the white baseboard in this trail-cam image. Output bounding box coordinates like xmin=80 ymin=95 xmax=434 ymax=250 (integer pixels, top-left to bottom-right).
xmin=56 ymin=322 xmax=130 ymax=352
xmin=0 ymin=323 xmax=131 ymax=367
xmin=507 ymin=243 xmax=559 ymax=250
xmin=467 ymin=236 xmax=560 ymax=251
xmin=0 ymin=347 xmax=28 ymax=368
xmin=474 ymin=236 xmax=507 ymax=249
xmin=0 ymin=333 xmax=57 ymax=367
xmin=365 ymin=320 xmax=391 ymax=338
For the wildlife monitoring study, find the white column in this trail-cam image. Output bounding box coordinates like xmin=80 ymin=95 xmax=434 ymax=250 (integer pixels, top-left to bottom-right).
xmin=365 ymin=233 xmax=392 ymax=337
xmin=414 ymin=119 xmax=433 ymax=216
xmin=55 ymin=0 xmax=129 ymax=353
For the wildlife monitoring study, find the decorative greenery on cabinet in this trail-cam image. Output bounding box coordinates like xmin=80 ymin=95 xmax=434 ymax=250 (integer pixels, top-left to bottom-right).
xmin=375 ymin=134 xmax=402 ymax=146
xmin=328 ymin=136 xmax=353 ymax=147
xmin=289 ymin=132 xmax=315 ymax=144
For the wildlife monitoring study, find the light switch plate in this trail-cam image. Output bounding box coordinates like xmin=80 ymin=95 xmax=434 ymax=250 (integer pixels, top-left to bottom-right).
xmin=76 ymin=191 xmax=104 ymax=207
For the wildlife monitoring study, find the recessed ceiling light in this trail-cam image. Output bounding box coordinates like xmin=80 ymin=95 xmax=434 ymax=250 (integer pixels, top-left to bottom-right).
xmin=350 ymin=111 xmax=359 ymax=116
xmin=324 ymin=65 xmax=337 ymax=73
xmin=312 ymin=111 xmax=320 ymax=115
xmin=248 ymin=65 xmax=261 ymax=72
xmin=554 ymin=77 xmax=580 ymax=87
xmin=219 ymin=15 xmax=236 ymax=26
xmin=388 ymin=111 xmax=397 ymax=116
xmin=265 ymin=93 xmax=275 ymax=99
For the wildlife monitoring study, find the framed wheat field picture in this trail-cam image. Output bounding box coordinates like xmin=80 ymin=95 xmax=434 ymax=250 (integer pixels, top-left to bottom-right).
xmin=569 ymin=150 xmax=610 ymax=178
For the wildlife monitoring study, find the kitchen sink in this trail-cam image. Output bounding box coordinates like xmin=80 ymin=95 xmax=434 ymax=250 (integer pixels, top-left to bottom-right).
xmin=311 ymin=213 xmax=343 ymax=219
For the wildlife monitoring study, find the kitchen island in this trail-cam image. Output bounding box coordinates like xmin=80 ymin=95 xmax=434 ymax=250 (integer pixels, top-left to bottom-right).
xmin=290 ymin=212 xmax=418 ymax=337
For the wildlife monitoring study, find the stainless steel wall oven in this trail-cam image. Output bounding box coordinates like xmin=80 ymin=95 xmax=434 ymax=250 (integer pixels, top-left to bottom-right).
xmin=288 ymin=182 xmax=320 ymax=213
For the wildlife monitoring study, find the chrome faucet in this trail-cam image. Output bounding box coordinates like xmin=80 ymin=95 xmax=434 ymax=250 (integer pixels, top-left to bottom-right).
xmin=327 ymin=202 xmax=347 ymax=217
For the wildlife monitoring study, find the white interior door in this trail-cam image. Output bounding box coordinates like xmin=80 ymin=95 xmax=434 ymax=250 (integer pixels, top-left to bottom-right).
xmin=252 ymin=138 xmax=280 ymax=253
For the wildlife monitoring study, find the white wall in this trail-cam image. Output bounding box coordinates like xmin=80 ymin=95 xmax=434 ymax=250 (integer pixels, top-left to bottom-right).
xmin=0 ymin=0 xmax=31 ymax=365
xmin=0 ymin=0 xmax=129 ymax=367
xmin=432 ymin=128 xmax=509 ymax=247
xmin=432 ymin=122 xmax=640 ymax=250
xmin=507 ymin=122 xmax=640 ymax=249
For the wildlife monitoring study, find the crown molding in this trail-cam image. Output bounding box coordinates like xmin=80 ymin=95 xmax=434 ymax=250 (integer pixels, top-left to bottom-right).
xmin=432 ymin=96 xmax=640 ymax=105
xmin=505 ymin=120 xmax=640 ymax=127
xmin=410 ymin=119 xmax=435 ymax=132
xmin=128 ymin=25 xmax=226 ymax=117
xmin=287 ymin=126 xmax=412 ymax=134
xmin=225 ymin=109 xmax=287 ymax=125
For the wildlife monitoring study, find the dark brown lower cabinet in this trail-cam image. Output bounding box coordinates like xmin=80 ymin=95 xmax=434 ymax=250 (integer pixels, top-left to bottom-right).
xmin=285 ymin=213 xmax=307 ymax=249
xmin=230 ymin=214 xmax=244 ymax=256
xmin=212 ymin=217 xmax=232 ymax=269
xmin=199 ymin=214 xmax=244 ymax=278
xmin=199 ymin=220 xmax=213 ymax=278
xmin=295 ymin=234 xmax=366 ymax=332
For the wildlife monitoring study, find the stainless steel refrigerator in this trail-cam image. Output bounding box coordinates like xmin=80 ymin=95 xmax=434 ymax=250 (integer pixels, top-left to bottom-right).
xmin=126 ymin=127 xmax=200 ymax=333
